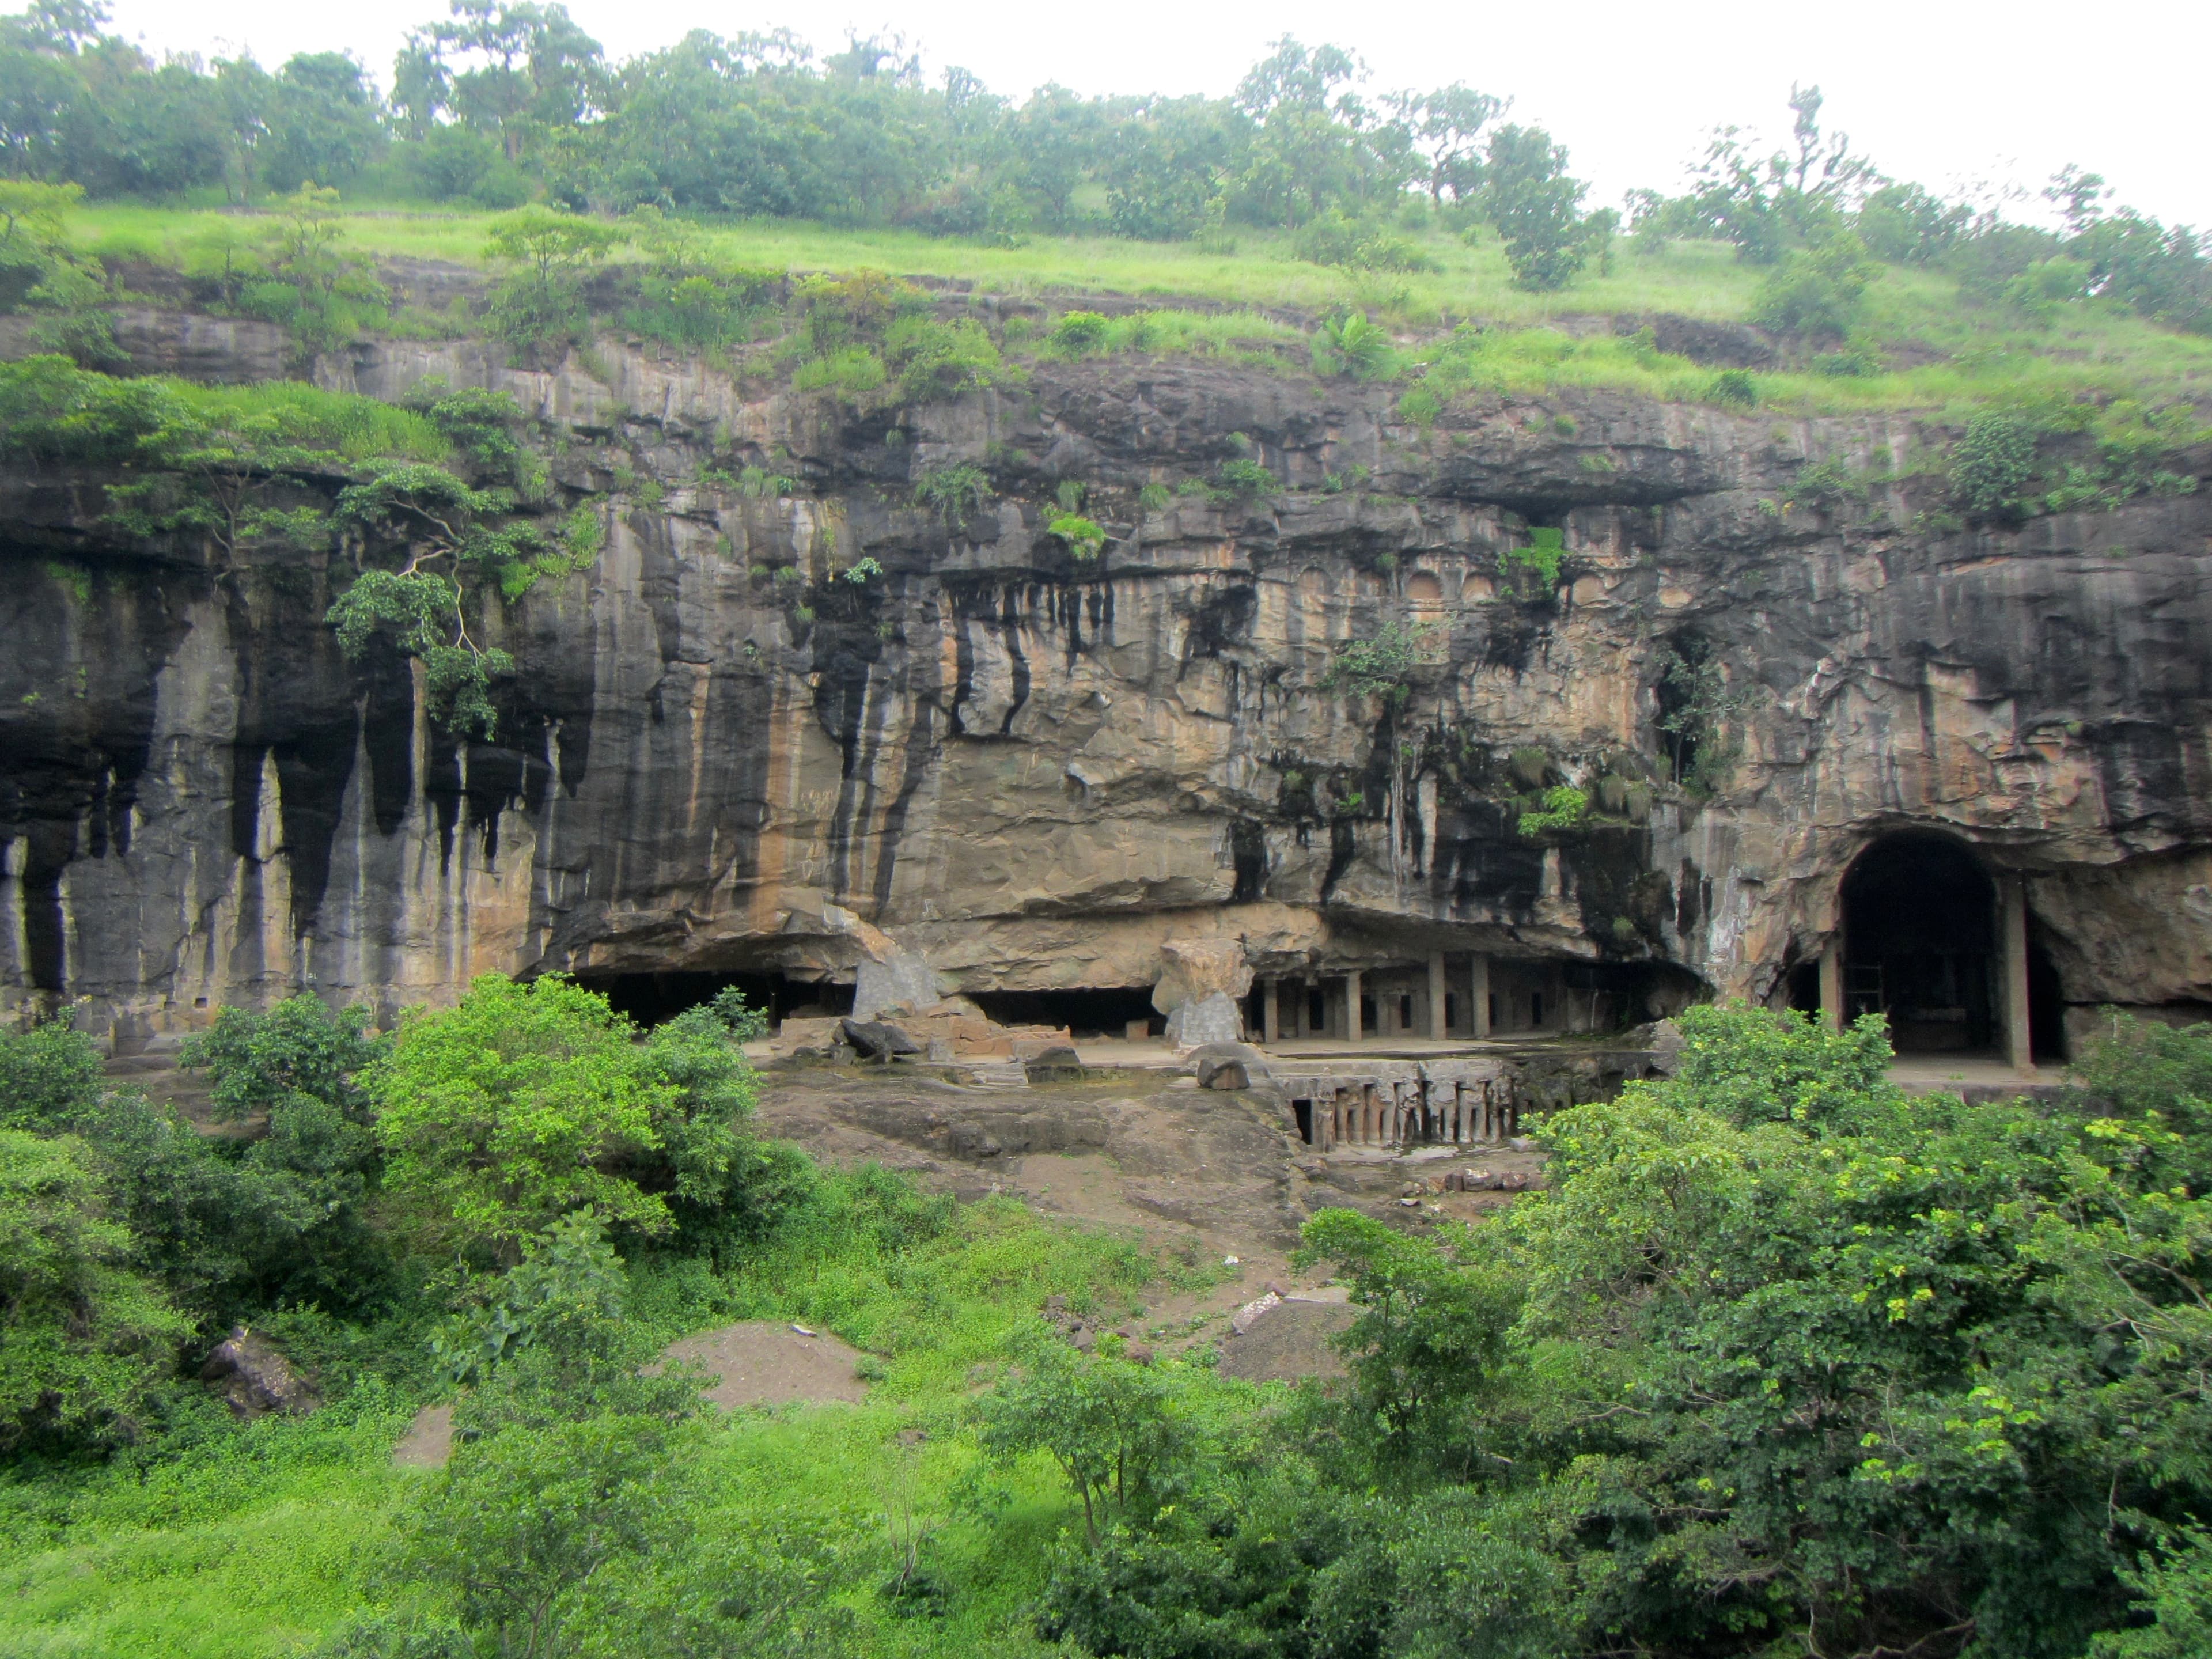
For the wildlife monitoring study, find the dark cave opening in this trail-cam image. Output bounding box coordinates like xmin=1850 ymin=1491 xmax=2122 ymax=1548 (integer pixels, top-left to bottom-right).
xmin=1786 ymin=959 xmax=1822 ymax=1017
xmin=2028 ymin=936 xmax=2067 ymax=1063
xmin=967 ymin=986 xmax=1161 ymax=1040
xmin=1841 ymin=835 xmax=1998 ymax=1054
xmin=571 ymin=971 xmax=850 ymax=1029
xmin=1558 ymin=959 xmax=1706 ymax=1029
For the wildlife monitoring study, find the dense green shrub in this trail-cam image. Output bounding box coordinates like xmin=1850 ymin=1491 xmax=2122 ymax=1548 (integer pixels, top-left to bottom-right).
xmin=1949 ymin=408 xmax=2040 ymax=516
xmin=1310 ymin=309 xmax=1395 ymax=378
xmin=912 ymin=460 xmax=993 ymax=522
xmin=1750 ymin=231 xmax=1876 ymax=338
xmin=0 ymin=1127 xmax=190 ymax=1453
xmin=1480 ymin=125 xmax=1612 ymax=291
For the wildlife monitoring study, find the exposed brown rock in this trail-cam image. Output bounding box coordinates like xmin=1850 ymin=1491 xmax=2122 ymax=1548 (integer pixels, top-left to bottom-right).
xmin=2 ymin=323 xmax=2207 ymax=1053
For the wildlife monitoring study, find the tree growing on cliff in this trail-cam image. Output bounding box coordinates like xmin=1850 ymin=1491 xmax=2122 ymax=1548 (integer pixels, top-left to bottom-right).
xmin=481 ymin=205 xmax=620 ymax=355
xmin=324 ymin=460 xmax=598 ymax=736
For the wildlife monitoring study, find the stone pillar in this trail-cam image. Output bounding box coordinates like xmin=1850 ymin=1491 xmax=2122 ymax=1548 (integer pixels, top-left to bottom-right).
xmin=2002 ymin=877 xmax=2033 ymax=1075
xmin=1427 ymin=952 xmax=1449 ymax=1040
xmin=1344 ymin=969 xmax=1363 ymax=1043
xmin=1262 ymin=978 xmax=1281 ymax=1046
xmin=1819 ymin=938 xmax=1844 ymax=1034
xmin=1469 ymin=954 xmax=1491 ymax=1039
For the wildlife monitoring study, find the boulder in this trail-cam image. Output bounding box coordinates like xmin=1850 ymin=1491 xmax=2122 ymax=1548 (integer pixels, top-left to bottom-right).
xmin=1187 ymin=1041 xmax=1269 ymax=1090
xmin=1024 ymin=1045 xmax=1086 ymax=1084
xmin=851 ymin=943 xmax=940 ymax=1022
xmin=840 ymin=1018 xmax=922 ymax=1061
xmin=1165 ymin=991 xmax=1243 ymax=1047
xmin=1152 ymin=938 xmax=1254 ymax=1016
xmin=201 ymin=1327 xmax=319 ymax=1419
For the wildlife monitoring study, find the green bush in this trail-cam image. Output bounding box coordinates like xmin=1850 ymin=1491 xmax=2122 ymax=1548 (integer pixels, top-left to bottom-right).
xmin=791 ymin=346 xmax=888 ymax=399
xmin=1515 ymin=783 xmax=1588 ymax=838
xmin=884 ymin=314 xmax=1012 ymax=402
xmin=1501 ymin=524 xmax=1565 ymax=585
xmin=1750 ymin=232 xmax=1876 ymax=339
xmin=0 ymin=1127 xmax=190 ymax=1453
xmin=1310 ymin=309 xmax=1395 ymax=378
xmin=1213 ymin=456 xmax=1277 ymax=498
xmin=1706 ymin=368 xmax=1760 ymax=408
xmin=1949 ymin=408 xmax=2040 ymax=517
xmin=482 ymin=207 xmax=620 ymax=355
xmin=1048 ymin=512 xmax=1107 ymax=559
xmin=914 ymin=460 xmax=993 ymax=521
xmin=1050 ymin=309 xmax=1111 ymax=353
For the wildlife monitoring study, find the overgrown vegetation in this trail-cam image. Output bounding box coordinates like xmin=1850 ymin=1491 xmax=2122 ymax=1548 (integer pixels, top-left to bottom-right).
xmin=6 ymin=976 xmax=2212 ymax=1659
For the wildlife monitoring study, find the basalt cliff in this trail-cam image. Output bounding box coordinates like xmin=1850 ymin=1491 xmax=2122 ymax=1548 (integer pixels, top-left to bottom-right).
xmin=5 ymin=306 xmax=2210 ymax=1053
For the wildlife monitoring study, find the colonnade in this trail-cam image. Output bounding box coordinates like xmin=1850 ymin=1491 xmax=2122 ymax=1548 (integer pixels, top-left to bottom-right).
xmin=1288 ymin=1069 xmax=1518 ymax=1154
xmin=1257 ymin=952 xmax=1497 ymax=1044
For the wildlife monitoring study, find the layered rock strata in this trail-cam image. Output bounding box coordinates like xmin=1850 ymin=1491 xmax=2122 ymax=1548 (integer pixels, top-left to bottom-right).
xmin=4 ymin=315 xmax=2209 ymax=1051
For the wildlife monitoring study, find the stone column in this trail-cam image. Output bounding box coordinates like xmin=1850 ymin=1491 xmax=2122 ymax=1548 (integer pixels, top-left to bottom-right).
xmin=2002 ymin=877 xmax=2033 ymax=1074
xmin=1819 ymin=938 xmax=1844 ymax=1034
xmin=1427 ymin=952 xmax=1449 ymax=1040
xmin=1469 ymin=953 xmax=1491 ymax=1039
xmin=1262 ymin=977 xmax=1281 ymax=1046
xmin=1344 ymin=969 xmax=1363 ymax=1043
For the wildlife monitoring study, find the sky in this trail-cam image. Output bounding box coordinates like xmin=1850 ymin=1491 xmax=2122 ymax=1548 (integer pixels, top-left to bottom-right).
xmin=101 ymin=0 xmax=2211 ymax=229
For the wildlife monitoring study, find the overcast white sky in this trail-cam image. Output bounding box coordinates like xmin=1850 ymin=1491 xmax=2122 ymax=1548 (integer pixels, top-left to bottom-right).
xmin=103 ymin=0 xmax=2210 ymax=228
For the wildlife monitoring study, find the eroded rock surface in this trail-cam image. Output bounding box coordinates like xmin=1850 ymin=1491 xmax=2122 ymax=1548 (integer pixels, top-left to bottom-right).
xmin=3 ymin=316 xmax=2209 ymax=1046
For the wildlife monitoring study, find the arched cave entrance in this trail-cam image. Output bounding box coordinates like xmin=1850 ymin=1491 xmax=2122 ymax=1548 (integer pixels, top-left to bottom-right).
xmin=1840 ymin=836 xmax=1997 ymax=1054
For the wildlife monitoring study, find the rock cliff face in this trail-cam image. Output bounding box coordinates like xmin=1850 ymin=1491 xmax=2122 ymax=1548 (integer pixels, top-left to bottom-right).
xmin=4 ymin=317 xmax=2209 ymax=1050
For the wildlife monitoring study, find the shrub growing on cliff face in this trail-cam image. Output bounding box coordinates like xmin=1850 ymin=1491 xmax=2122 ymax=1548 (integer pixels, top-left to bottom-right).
xmin=1048 ymin=512 xmax=1107 ymax=559
xmin=1949 ymin=408 xmax=2040 ymax=517
xmin=1310 ymin=308 xmax=1395 ymax=378
xmin=912 ymin=460 xmax=992 ymax=522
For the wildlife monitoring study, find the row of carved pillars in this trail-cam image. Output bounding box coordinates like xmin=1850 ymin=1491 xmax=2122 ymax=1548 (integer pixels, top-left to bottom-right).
xmin=1298 ymin=1077 xmax=1517 ymax=1153
xmin=1259 ymin=953 xmax=1494 ymax=1044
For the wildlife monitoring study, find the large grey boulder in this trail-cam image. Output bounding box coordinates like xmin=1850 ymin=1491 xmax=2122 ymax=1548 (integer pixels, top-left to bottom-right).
xmin=840 ymin=1018 xmax=922 ymax=1061
xmin=1165 ymin=991 xmax=1243 ymax=1048
xmin=202 ymin=1327 xmax=320 ymax=1419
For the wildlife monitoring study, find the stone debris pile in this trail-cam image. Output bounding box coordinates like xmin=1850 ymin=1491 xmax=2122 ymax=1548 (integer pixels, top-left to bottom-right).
xmin=770 ymin=994 xmax=1070 ymax=1065
xmin=1040 ymin=1294 xmax=1153 ymax=1363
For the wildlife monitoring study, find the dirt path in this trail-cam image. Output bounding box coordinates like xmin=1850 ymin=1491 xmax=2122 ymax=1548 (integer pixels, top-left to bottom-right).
xmin=749 ymin=1063 xmax=1543 ymax=1358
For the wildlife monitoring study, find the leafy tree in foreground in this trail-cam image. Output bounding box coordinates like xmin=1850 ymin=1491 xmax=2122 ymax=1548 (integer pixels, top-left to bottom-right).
xmin=396 ymin=1412 xmax=692 ymax=1658
xmin=979 ymin=1339 xmax=1203 ymax=1543
xmin=0 ymin=1127 xmax=188 ymax=1451
xmin=369 ymin=974 xmax=676 ymax=1258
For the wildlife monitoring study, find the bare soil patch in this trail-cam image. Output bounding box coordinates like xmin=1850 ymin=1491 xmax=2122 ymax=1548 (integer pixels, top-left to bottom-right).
xmin=661 ymin=1320 xmax=870 ymax=1410
xmin=1218 ymin=1298 xmax=1361 ymax=1384
xmin=392 ymin=1403 xmax=453 ymax=1468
